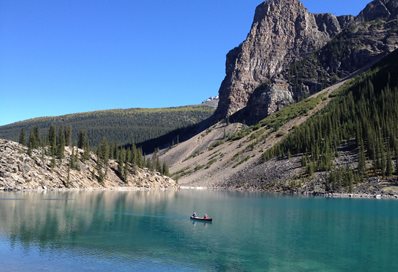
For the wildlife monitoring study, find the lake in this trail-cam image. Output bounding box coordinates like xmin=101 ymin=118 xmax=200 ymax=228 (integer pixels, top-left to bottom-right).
xmin=0 ymin=190 xmax=397 ymax=271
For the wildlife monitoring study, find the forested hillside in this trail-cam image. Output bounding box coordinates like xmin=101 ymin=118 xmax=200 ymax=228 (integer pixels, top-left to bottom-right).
xmin=159 ymin=49 xmax=398 ymax=195
xmin=0 ymin=106 xmax=214 ymax=147
xmin=263 ymin=49 xmax=398 ymax=189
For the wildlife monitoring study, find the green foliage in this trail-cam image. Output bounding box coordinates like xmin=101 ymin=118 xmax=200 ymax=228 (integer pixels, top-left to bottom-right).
xmin=70 ymin=147 xmax=80 ymax=171
xmin=96 ymin=138 xmax=110 ymax=184
xmin=259 ymin=95 xmax=322 ymax=131
xmin=0 ymin=106 xmax=214 ymax=147
xmin=64 ymin=126 xmax=72 ymax=147
xmin=228 ymin=127 xmax=253 ymax=141
xmin=18 ymin=129 xmax=26 ymax=146
xmin=162 ymin=162 xmax=170 ymax=176
xmin=57 ymin=128 xmax=65 ymax=159
xmin=49 ymin=125 xmax=57 ymax=156
xmin=262 ymin=50 xmax=398 ymax=181
xmin=386 ymin=149 xmax=393 ymax=177
xmin=358 ymin=143 xmax=366 ymax=177
xmin=27 ymin=127 xmax=40 ymax=156
xmin=327 ymin=167 xmax=359 ymax=193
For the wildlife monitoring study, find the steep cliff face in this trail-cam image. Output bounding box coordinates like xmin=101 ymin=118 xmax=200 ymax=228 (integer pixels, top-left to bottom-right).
xmin=215 ymin=0 xmax=353 ymax=118
xmin=215 ymin=0 xmax=398 ymax=125
xmin=288 ymin=0 xmax=398 ymax=101
xmin=358 ymin=0 xmax=398 ymax=22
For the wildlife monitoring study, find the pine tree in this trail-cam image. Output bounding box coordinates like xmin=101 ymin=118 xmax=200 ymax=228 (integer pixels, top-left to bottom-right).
xmin=386 ymin=149 xmax=393 ymax=176
xmin=118 ymin=148 xmax=126 ymax=181
xmin=132 ymin=144 xmax=138 ymax=165
xmin=77 ymin=130 xmax=88 ymax=149
xmin=19 ymin=129 xmax=26 ymax=146
xmin=162 ymin=161 xmax=170 ymax=176
xmin=64 ymin=126 xmax=72 ymax=147
xmin=32 ymin=127 xmax=40 ymax=147
xmin=136 ymin=148 xmax=144 ymax=168
xmin=27 ymin=132 xmax=35 ymax=156
xmin=78 ymin=130 xmax=90 ymax=161
xmin=358 ymin=143 xmax=366 ymax=177
xmin=96 ymin=138 xmax=110 ymax=183
xmin=57 ymin=128 xmax=65 ymax=159
xmin=395 ymin=149 xmax=398 ymax=175
xmin=49 ymin=126 xmax=57 ymax=156
xmin=155 ymin=157 xmax=162 ymax=173
xmin=70 ymin=146 xmax=80 ymax=170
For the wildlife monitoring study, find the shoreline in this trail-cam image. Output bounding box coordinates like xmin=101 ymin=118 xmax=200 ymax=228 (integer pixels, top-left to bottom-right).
xmin=2 ymin=185 xmax=398 ymax=200
xmin=0 ymin=186 xmax=179 ymax=193
xmin=179 ymin=186 xmax=398 ymax=200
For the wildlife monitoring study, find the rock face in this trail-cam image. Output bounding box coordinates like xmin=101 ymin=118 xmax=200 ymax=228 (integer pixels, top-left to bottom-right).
xmin=215 ymin=0 xmax=398 ymax=124
xmin=358 ymin=0 xmax=398 ymax=22
xmin=0 ymin=139 xmax=177 ymax=191
xmin=215 ymin=0 xmax=353 ymax=118
xmin=289 ymin=0 xmax=398 ymax=100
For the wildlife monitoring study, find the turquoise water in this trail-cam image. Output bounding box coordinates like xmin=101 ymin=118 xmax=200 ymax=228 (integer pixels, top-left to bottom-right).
xmin=0 ymin=190 xmax=397 ymax=271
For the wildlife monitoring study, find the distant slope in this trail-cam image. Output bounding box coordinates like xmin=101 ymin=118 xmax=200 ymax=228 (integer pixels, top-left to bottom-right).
xmin=161 ymin=49 xmax=398 ymax=195
xmin=0 ymin=106 xmax=214 ymax=147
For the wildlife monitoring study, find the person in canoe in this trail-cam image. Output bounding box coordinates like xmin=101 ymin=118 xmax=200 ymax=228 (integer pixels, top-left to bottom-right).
xmin=192 ymin=211 xmax=197 ymax=218
xmin=203 ymin=213 xmax=208 ymax=219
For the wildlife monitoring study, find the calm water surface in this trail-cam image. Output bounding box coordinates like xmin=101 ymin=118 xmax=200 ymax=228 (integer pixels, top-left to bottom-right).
xmin=0 ymin=190 xmax=397 ymax=271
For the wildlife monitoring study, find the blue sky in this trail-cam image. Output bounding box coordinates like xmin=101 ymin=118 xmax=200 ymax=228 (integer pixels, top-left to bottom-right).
xmin=0 ymin=0 xmax=370 ymax=126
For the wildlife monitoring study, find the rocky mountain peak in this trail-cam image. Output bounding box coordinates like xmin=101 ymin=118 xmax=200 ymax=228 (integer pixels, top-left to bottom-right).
xmin=358 ymin=0 xmax=398 ymax=21
xmin=215 ymin=0 xmax=350 ymax=118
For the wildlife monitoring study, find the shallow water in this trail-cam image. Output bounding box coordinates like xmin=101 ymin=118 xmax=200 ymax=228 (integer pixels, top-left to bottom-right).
xmin=0 ymin=190 xmax=397 ymax=271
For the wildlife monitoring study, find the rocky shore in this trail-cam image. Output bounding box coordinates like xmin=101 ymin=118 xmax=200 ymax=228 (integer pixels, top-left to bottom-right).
xmin=0 ymin=139 xmax=177 ymax=192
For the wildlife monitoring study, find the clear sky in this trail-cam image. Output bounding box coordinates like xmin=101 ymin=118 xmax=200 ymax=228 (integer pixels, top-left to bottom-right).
xmin=0 ymin=0 xmax=371 ymax=126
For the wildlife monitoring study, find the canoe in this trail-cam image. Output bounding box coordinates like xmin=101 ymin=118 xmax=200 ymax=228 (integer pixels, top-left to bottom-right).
xmin=190 ymin=216 xmax=213 ymax=222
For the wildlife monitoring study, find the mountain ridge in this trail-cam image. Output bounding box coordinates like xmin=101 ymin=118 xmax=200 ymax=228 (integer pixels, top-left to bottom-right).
xmin=0 ymin=105 xmax=214 ymax=147
xmin=215 ymin=0 xmax=354 ymax=119
xmin=214 ymin=0 xmax=398 ymax=125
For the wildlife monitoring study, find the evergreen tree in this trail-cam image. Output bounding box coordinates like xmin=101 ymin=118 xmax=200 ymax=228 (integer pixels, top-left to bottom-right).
xmin=77 ymin=130 xmax=88 ymax=149
xmin=155 ymin=157 xmax=162 ymax=173
xmin=78 ymin=130 xmax=90 ymax=161
xmin=57 ymin=128 xmax=65 ymax=159
xmin=395 ymin=149 xmax=398 ymax=175
xmin=162 ymin=161 xmax=170 ymax=176
xmin=117 ymin=148 xmax=126 ymax=181
xmin=358 ymin=143 xmax=366 ymax=177
xmin=70 ymin=146 xmax=80 ymax=170
xmin=32 ymin=127 xmax=40 ymax=147
xmin=386 ymin=149 xmax=393 ymax=176
xmin=136 ymin=148 xmax=144 ymax=168
xmin=132 ymin=144 xmax=138 ymax=165
xmin=19 ymin=129 xmax=26 ymax=146
xmin=64 ymin=126 xmax=72 ymax=147
xmin=27 ymin=132 xmax=35 ymax=156
xmin=96 ymin=138 xmax=110 ymax=183
xmin=49 ymin=125 xmax=57 ymax=156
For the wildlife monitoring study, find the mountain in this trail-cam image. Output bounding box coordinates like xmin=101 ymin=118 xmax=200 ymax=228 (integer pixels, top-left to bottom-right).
xmin=161 ymin=49 xmax=398 ymax=195
xmin=0 ymin=106 xmax=214 ymax=147
xmin=157 ymin=0 xmax=398 ymax=195
xmin=141 ymin=0 xmax=398 ymax=153
xmin=215 ymin=0 xmax=354 ymax=119
xmin=0 ymin=139 xmax=176 ymax=191
xmin=214 ymin=0 xmax=398 ymax=124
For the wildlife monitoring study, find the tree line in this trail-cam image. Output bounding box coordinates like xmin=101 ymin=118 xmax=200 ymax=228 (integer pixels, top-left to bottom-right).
xmin=19 ymin=125 xmax=170 ymax=184
xmin=263 ymin=52 xmax=398 ymax=191
xmin=2 ymin=106 xmax=214 ymax=148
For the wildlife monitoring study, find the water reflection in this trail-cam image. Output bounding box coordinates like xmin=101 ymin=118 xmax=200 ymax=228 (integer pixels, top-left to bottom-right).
xmin=0 ymin=191 xmax=180 ymax=252
xmin=0 ymin=190 xmax=397 ymax=271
